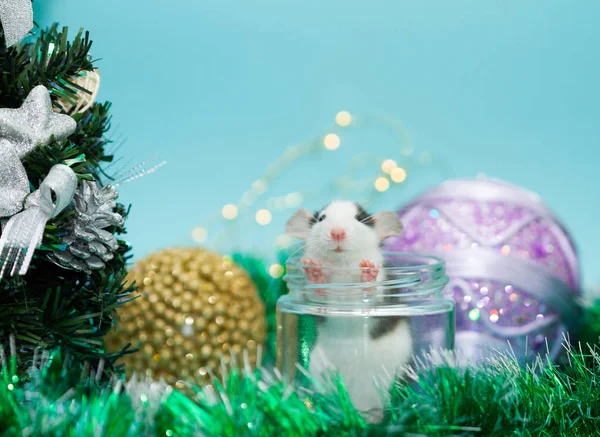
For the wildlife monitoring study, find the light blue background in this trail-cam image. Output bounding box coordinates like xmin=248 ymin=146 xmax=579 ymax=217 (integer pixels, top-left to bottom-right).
xmin=36 ymin=1 xmax=600 ymax=286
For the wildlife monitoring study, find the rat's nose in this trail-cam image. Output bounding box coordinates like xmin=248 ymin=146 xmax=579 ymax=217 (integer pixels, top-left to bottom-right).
xmin=331 ymin=227 xmax=346 ymax=242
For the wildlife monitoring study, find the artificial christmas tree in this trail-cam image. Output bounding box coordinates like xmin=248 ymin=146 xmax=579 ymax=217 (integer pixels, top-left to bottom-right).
xmin=0 ymin=20 xmax=135 ymax=377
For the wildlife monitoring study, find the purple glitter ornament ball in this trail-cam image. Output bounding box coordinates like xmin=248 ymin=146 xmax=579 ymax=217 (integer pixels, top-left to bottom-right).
xmin=384 ymin=177 xmax=581 ymax=363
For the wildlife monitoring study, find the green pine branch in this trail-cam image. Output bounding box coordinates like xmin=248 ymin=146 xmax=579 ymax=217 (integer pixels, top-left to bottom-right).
xmin=0 ymin=23 xmax=135 ymax=379
xmin=0 ymin=24 xmax=94 ymax=108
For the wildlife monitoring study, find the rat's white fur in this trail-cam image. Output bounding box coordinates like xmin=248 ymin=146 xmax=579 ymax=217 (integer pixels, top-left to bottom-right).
xmin=286 ymin=200 xmax=402 ymax=283
xmin=308 ymin=316 xmax=413 ymax=413
xmin=307 ymin=201 xmax=383 ymax=282
xmin=285 ymin=200 xmax=412 ymax=416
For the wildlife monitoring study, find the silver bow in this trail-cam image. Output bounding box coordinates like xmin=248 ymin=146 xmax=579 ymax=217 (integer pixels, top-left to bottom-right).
xmin=0 ymin=164 xmax=77 ymax=277
xmin=0 ymin=85 xmax=78 ymax=278
xmin=0 ymin=0 xmax=33 ymax=47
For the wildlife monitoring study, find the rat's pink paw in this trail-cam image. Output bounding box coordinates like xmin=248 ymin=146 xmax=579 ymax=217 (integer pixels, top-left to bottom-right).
xmin=360 ymin=260 xmax=381 ymax=283
xmin=302 ymin=258 xmax=326 ymax=284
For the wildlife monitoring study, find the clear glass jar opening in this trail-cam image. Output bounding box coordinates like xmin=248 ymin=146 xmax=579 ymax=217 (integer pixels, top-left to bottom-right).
xmin=284 ymin=252 xmax=449 ymax=303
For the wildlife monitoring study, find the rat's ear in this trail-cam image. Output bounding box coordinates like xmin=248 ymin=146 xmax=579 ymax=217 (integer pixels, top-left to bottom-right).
xmin=285 ymin=208 xmax=314 ymax=240
xmin=372 ymin=211 xmax=403 ymax=241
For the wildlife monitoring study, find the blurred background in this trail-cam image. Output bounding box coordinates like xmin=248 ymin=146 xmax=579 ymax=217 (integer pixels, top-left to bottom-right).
xmin=35 ymin=1 xmax=600 ymax=286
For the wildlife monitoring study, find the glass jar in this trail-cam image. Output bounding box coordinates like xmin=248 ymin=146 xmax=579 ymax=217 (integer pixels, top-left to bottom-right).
xmin=277 ymin=252 xmax=454 ymax=415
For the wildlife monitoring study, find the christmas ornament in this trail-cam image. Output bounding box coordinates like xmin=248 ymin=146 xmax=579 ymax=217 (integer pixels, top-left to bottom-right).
xmin=384 ymin=177 xmax=580 ymax=363
xmin=0 ymin=0 xmax=33 ymax=47
xmin=49 ymin=181 xmax=123 ymax=274
xmin=106 ymin=248 xmax=267 ymax=385
xmin=56 ymin=70 xmax=101 ymax=114
xmin=0 ymin=85 xmax=78 ymax=278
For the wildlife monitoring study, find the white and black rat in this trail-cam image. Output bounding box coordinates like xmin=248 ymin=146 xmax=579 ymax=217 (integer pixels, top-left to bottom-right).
xmin=285 ymin=200 xmax=413 ymax=413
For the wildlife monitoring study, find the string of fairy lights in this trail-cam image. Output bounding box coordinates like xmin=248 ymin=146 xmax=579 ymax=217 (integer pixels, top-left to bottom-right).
xmin=191 ymin=110 xmax=448 ymax=277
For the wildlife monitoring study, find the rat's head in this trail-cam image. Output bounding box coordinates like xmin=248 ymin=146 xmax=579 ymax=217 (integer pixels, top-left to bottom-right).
xmin=285 ymin=200 xmax=403 ymax=259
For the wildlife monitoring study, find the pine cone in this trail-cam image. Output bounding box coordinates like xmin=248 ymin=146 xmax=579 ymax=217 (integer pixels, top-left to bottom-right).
xmin=50 ymin=181 xmax=124 ymax=274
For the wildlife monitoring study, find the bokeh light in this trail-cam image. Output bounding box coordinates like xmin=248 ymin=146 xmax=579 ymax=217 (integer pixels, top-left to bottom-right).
xmin=390 ymin=167 xmax=407 ymax=183
xmin=191 ymin=227 xmax=207 ymax=243
xmin=381 ymin=159 xmax=397 ymax=174
xmin=323 ymin=133 xmax=341 ymax=150
xmin=490 ymin=309 xmax=499 ymax=323
xmin=269 ymin=264 xmax=284 ymax=278
xmin=256 ymin=209 xmax=272 ymax=225
xmin=285 ymin=192 xmax=303 ymax=208
xmin=468 ymin=308 xmax=480 ymax=321
xmin=374 ymin=177 xmax=390 ymax=192
xmin=335 ymin=111 xmax=352 ymax=127
xmin=252 ymin=180 xmax=267 ymax=194
xmin=222 ymin=204 xmax=238 ymax=220
xmin=276 ymin=234 xmax=293 ymax=248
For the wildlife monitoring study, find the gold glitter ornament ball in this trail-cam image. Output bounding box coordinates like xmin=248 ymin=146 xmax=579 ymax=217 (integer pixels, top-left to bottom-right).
xmin=106 ymin=248 xmax=267 ymax=384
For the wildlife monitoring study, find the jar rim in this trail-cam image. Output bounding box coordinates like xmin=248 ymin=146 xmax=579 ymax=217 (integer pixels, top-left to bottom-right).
xmin=286 ymin=251 xmax=445 ymax=274
xmin=284 ymin=251 xmax=449 ymax=297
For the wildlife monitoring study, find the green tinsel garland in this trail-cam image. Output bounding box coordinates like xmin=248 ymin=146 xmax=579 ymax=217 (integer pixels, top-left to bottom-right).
xmin=3 ymin=338 xmax=600 ymax=436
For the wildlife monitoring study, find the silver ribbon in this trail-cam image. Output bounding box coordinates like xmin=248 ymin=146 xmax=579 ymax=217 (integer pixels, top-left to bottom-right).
xmin=0 ymin=164 xmax=77 ymax=277
xmin=443 ymin=247 xmax=580 ymax=323
xmin=0 ymin=0 xmax=33 ymax=47
xmin=0 ymin=85 xmax=78 ymax=278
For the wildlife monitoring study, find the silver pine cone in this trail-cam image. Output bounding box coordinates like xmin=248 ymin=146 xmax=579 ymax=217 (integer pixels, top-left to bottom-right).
xmin=50 ymin=181 xmax=124 ymax=274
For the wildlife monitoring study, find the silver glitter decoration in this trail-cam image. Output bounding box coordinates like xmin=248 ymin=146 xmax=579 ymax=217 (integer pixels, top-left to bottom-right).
xmin=0 ymin=139 xmax=28 ymax=217
xmin=0 ymin=164 xmax=77 ymax=278
xmin=0 ymin=0 xmax=33 ymax=47
xmin=50 ymin=181 xmax=124 ymax=274
xmin=0 ymin=85 xmax=77 ymax=157
xmin=0 ymin=85 xmax=76 ymax=217
xmin=0 ymin=85 xmax=78 ymax=278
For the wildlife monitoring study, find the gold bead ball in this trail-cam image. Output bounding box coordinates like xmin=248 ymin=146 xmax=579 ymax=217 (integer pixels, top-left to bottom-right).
xmin=106 ymin=248 xmax=267 ymax=384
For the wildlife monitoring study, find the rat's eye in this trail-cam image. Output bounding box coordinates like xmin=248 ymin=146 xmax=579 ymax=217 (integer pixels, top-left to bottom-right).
xmin=318 ymin=214 xmax=326 ymax=222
